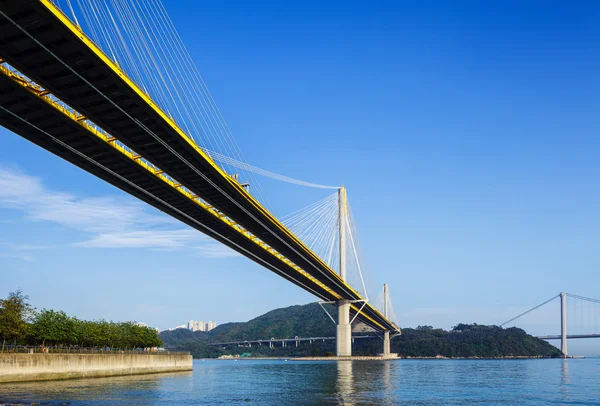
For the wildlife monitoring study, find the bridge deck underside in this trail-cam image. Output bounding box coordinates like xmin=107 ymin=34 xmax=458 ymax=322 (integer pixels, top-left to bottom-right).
xmin=0 ymin=72 xmax=340 ymax=306
xmin=0 ymin=0 xmax=396 ymax=332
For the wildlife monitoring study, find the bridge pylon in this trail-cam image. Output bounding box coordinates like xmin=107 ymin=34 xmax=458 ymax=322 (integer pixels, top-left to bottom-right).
xmin=336 ymin=186 xmax=352 ymax=356
xmin=383 ymin=283 xmax=391 ymax=356
xmin=560 ymin=292 xmax=568 ymax=357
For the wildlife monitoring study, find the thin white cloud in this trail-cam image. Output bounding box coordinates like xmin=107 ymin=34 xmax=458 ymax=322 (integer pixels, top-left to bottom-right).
xmin=76 ymin=230 xmax=201 ymax=249
xmin=195 ymin=244 xmax=240 ymax=259
xmin=8 ymin=244 xmax=51 ymax=251
xmin=0 ymin=253 xmax=36 ymax=262
xmin=0 ymin=166 xmax=234 ymax=256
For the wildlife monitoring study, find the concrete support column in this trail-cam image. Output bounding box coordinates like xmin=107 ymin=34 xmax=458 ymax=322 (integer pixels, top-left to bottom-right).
xmin=383 ymin=283 xmax=391 ymax=356
xmin=336 ymin=186 xmax=352 ymax=357
xmin=560 ymin=292 xmax=568 ymax=357
xmin=383 ymin=331 xmax=390 ymax=356
xmin=336 ymin=299 xmax=352 ymax=356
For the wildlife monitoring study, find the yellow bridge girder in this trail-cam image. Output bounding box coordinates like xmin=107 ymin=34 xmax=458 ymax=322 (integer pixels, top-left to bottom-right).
xmin=0 ymin=0 xmax=400 ymax=332
xmin=0 ymin=61 xmax=394 ymax=331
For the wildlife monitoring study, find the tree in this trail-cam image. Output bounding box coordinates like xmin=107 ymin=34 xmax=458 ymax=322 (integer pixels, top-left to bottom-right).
xmin=30 ymin=309 xmax=75 ymax=346
xmin=0 ymin=289 xmax=34 ymax=351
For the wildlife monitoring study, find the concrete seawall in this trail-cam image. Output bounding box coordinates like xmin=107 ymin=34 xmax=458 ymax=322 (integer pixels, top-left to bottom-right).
xmin=0 ymin=353 xmax=193 ymax=383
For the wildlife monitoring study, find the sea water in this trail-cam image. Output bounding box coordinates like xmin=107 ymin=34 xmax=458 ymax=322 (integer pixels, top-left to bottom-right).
xmin=1 ymin=358 xmax=599 ymax=405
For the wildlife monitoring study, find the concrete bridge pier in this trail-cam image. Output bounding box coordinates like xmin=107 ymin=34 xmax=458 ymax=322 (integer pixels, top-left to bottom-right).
xmin=336 ymin=187 xmax=352 ymax=357
xmin=337 ymin=299 xmax=352 ymax=356
xmin=561 ymin=292 xmax=568 ymax=357
xmin=383 ymin=283 xmax=391 ymax=356
xmin=383 ymin=331 xmax=390 ymax=356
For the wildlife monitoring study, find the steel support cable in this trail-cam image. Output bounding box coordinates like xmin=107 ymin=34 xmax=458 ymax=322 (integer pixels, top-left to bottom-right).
xmin=133 ymin=0 xmax=216 ymax=157
xmin=500 ymin=294 xmax=560 ymax=327
xmin=114 ymin=0 xmax=185 ymax=132
xmin=287 ymin=194 xmax=338 ymax=254
xmin=283 ymin=194 xmax=336 ymax=228
xmin=287 ymin=206 xmax=334 ymax=244
xmin=84 ymin=0 xmax=222 ymax=174
xmin=0 ymin=104 xmax=329 ymax=302
xmin=65 ymin=0 xmax=79 ymax=26
xmin=282 ymin=193 xmax=337 ymax=223
xmin=0 ymin=11 xmax=366 ymax=304
xmin=566 ymin=293 xmax=600 ymax=305
xmin=374 ymin=288 xmax=385 ymax=314
xmin=345 ymin=214 xmax=368 ymax=299
xmin=125 ymin=0 xmax=268 ymax=206
xmin=288 ymin=196 xmax=337 ymax=230
xmin=308 ymin=204 xmax=339 ymax=260
xmin=107 ymin=0 xmax=167 ymax=119
xmin=283 ymin=192 xmax=341 ymax=269
xmin=81 ymin=0 xmax=117 ymax=64
xmin=138 ymin=0 xmax=222 ymax=152
xmin=296 ymin=202 xmax=335 ymax=246
xmin=89 ymin=0 xmax=270 ymax=207
xmin=345 ymin=201 xmax=374 ymax=302
xmin=142 ymin=0 xmax=271 ymax=208
xmin=205 ymin=150 xmax=340 ymax=190
xmin=148 ymin=0 xmax=268 ymax=203
xmin=119 ymin=0 xmax=181 ymax=126
xmin=324 ymin=234 xmax=339 ymax=271
xmin=386 ymin=287 xmax=400 ymax=326
xmin=105 ymin=2 xmax=145 ymax=92
xmin=287 ymin=201 xmax=337 ymax=245
xmin=1 ymin=9 xmax=389 ymax=329
xmin=294 ymin=206 xmax=336 ymax=259
xmin=114 ymin=0 xmax=157 ymax=98
xmin=119 ymin=0 xmax=195 ymax=147
xmin=97 ymin=0 xmax=157 ymax=108
xmin=314 ymin=207 xmax=338 ymax=257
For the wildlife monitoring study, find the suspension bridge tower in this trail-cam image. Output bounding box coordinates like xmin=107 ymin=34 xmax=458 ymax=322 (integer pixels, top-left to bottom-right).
xmin=383 ymin=283 xmax=391 ymax=356
xmin=336 ymin=186 xmax=352 ymax=356
xmin=560 ymin=292 xmax=568 ymax=357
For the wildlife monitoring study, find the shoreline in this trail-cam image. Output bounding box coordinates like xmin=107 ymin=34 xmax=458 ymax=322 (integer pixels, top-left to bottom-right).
xmin=0 ymin=353 xmax=192 ymax=384
xmin=207 ymin=355 xmax=564 ymax=361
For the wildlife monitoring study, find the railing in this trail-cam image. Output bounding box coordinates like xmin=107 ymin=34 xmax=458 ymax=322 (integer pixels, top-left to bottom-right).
xmin=0 ymin=345 xmax=188 ymax=355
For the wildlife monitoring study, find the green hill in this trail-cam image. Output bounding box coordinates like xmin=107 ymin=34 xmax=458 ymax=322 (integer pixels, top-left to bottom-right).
xmin=160 ymin=303 xmax=562 ymax=359
xmin=209 ymin=303 xmax=335 ymax=342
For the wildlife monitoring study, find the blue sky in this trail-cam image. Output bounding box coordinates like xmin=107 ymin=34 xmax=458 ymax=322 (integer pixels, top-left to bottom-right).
xmin=1 ymin=0 xmax=599 ymax=353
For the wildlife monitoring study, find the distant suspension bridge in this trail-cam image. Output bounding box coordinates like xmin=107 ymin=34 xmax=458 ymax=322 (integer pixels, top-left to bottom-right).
xmin=501 ymin=292 xmax=600 ymax=357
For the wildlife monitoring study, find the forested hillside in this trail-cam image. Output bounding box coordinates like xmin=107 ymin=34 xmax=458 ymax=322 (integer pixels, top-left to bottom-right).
xmin=160 ymin=303 xmax=562 ymax=359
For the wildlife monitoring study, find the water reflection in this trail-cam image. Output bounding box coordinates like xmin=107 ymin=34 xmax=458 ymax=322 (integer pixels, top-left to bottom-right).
xmin=1 ymin=359 xmax=598 ymax=405
xmin=561 ymin=358 xmax=569 ymax=385
xmin=383 ymin=361 xmax=393 ymax=395
xmin=336 ymin=361 xmax=354 ymax=404
xmin=0 ymin=371 xmax=192 ymax=404
xmin=560 ymin=358 xmax=570 ymax=401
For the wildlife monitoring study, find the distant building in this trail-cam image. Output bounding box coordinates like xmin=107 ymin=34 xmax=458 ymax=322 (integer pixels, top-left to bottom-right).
xmin=188 ymin=320 xmax=206 ymax=332
xmin=164 ymin=320 xmax=217 ymax=332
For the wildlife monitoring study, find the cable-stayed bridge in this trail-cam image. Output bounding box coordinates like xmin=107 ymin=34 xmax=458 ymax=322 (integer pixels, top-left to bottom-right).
xmin=501 ymin=293 xmax=600 ymax=357
xmin=0 ymin=0 xmax=400 ymax=356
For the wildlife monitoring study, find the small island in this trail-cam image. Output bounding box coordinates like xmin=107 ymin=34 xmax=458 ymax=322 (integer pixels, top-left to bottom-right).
xmin=160 ymin=303 xmax=562 ymax=359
